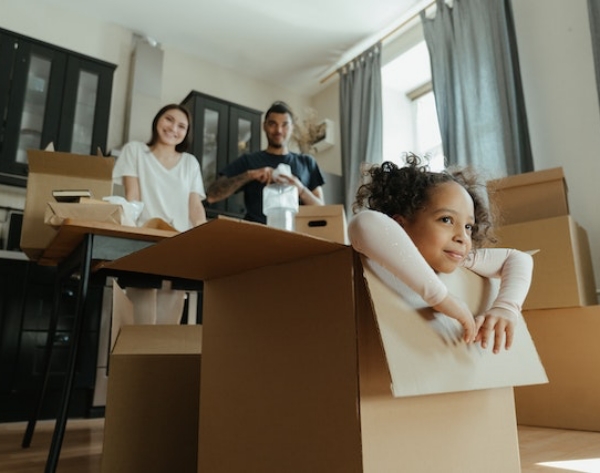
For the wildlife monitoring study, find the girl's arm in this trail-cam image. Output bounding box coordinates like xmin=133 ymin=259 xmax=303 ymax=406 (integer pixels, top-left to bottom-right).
xmin=348 ymin=210 xmax=476 ymax=342
xmin=462 ymin=248 xmax=534 ymax=353
xmin=462 ymin=248 xmax=534 ymax=321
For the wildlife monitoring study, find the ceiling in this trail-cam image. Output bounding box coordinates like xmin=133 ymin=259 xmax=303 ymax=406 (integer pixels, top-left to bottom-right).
xmin=39 ymin=0 xmax=429 ymax=96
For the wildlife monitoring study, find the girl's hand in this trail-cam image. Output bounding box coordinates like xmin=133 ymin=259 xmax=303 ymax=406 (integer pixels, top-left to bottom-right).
xmin=433 ymin=294 xmax=476 ymax=344
xmin=474 ymin=307 xmax=517 ymax=353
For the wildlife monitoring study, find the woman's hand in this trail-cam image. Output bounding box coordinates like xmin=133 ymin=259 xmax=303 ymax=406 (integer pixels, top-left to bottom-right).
xmin=433 ymin=294 xmax=476 ymax=344
xmin=474 ymin=307 xmax=517 ymax=353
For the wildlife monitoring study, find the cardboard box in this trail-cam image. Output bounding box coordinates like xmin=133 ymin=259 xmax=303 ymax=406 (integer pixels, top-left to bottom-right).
xmin=43 ymin=202 xmax=124 ymax=227
xmin=104 ymin=218 xmax=547 ymax=473
xmin=20 ymin=149 xmax=114 ymax=261
xmin=494 ymin=215 xmax=596 ymax=310
xmin=514 ymin=306 xmax=600 ymax=431
xmin=487 ymin=167 xmax=568 ymax=225
xmin=101 ymin=324 xmax=203 ymax=473
xmin=295 ymin=204 xmax=347 ymax=244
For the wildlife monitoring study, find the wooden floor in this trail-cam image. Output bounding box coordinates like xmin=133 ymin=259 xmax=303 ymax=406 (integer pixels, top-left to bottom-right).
xmin=0 ymin=419 xmax=600 ymax=472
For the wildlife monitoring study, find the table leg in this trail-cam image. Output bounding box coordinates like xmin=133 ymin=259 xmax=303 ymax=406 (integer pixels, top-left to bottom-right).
xmin=21 ymin=270 xmax=63 ymax=448
xmin=44 ymin=234 xmax=93 ymax=473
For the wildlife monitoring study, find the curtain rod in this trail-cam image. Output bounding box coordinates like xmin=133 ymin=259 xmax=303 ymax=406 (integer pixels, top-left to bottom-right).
xmin=319 ymin=0 xmax=436 ymax=85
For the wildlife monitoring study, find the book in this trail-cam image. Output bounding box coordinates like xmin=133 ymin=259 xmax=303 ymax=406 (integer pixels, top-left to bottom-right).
xmin=52 ymin=189 xmax=93 ymax=203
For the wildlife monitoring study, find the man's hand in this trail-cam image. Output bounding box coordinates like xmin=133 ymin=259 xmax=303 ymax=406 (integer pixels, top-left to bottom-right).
xmin=247 ymin=167 xmax=273 ymax=184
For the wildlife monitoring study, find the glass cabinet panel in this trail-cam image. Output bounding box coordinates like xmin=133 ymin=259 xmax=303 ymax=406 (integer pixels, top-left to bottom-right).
xmin=70 ymin=70 xmax=98 ymax=154
xmin=202 ymin=108 xmax=220 ymax=186
xmin=237 ymin=117 xmax=252 ymax=157
xmin=15 ymin=54 xmax=51 ymax=164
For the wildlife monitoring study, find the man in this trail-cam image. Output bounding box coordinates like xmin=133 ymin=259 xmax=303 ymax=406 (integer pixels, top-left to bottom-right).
xmin=206 ymin=101 xmax=325 ymax=223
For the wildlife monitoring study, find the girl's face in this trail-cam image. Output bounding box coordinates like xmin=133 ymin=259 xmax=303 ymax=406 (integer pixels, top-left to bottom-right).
xmin=396 ymin=181 xmax=474 ymax=273
xmin=155 ymin=108 xmax=189 ymax=147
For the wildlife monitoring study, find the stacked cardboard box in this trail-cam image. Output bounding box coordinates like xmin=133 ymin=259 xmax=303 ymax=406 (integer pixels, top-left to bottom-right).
xmin=295 ymin=204 xmax=348 ymax=244
xmin=488 ymin=168 xmax=600 ymax=431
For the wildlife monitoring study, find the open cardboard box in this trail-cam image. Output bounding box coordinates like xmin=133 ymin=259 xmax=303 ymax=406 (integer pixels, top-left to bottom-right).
xmin=20 ymin=149 xmax=115 ymax=261
xmin=103 ymin=218 xmax=547 ymax=473
xmin=487 ymin=167 xmax=568 ymax=225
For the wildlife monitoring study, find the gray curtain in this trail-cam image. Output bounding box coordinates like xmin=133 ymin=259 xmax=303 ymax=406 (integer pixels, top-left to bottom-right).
xmin=421 ymin=0 xmax=533 ymax=177
xmin=588 ymin=0 xmax=600 ymax=108
xmin=338 ymin=43 xmax=383 ymax=213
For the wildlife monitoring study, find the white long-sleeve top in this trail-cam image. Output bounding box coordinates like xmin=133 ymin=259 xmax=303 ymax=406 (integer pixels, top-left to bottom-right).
xmin=348 ymin=210 xmax=533 ymax=321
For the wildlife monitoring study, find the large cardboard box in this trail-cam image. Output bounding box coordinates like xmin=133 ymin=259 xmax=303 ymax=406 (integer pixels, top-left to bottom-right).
xmin=295 ymin=204 xmax=348 ymax=244
xmin=494 ymin=215 xmax=596 ymax=310
xmin=515 ymin=306 xmax=600 ymax=432
xmin=104 ymin=218 xmax=547 ymax=473
xmin=487 ymin=167 xmax=568 ymax=225
xmin=101 ymin=323 xmax=203 ymax=473
xmin=20 ymin=149 xmax=114 ymax=261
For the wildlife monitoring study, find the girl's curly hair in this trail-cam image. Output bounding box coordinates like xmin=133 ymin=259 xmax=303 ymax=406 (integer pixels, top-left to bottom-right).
xmin=353 ymin=153 xmax=496 ymax=248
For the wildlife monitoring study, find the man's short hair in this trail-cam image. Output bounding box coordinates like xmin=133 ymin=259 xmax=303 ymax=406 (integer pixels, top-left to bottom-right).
xmin=265 ymin=101 xmax=295 ymax=123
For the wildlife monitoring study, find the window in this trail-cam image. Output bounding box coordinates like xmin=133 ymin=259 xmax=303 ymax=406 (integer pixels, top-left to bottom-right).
xmin=382 ymin=37 xmax=444 ymax=171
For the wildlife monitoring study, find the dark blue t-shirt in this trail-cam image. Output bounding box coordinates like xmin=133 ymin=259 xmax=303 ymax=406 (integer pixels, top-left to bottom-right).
xmin=221 ymin=150 xmax=325 ymax=224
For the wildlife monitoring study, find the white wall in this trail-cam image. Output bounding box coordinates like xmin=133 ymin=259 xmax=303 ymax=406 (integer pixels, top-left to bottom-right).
xmin=309 ymin=83 xmax=342 ymax=175
xmin=512 ymin=0 xmax=600 ymax=293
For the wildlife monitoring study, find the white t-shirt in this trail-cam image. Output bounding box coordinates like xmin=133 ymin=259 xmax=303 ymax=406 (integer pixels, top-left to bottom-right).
xmin=348 ymin=210 xmax=533 ymax=322
xmin=112 ymin=141 xmax=206 ymax=231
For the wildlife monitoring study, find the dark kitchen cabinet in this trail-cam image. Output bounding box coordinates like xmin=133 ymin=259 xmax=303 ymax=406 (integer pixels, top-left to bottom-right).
xmin=0 ymin=28 xmax=115 ymax=187
xmin=181 ymin=91 xmax=262 ymax=218
xmin=0 ymin=257 xmax=103 ymax=422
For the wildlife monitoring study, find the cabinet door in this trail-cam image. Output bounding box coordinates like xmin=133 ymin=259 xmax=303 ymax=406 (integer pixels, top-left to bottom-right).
xmin=182 ymin=93 xmax=229 ymax=214
xmin=58 ymin=56 xmax=114 ymax=155
xmin=227 ymin=107 xmax=262 ymax=216
xmin=182 ymin=91 xmax=262 ymax=219
xmin=0 ymin=28 xmax=115 ymax=187
xmin=0 ymin=35 xmax=66 ymax=184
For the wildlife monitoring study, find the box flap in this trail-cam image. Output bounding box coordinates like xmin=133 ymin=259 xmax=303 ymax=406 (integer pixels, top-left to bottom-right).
xmin=487 ymin=167 xmax=565 ymax=191
xmin=113 ymin=325 xmax=202 ymax=356
xmin=103 ymin=217 xmax=346 ymax=281
xmin=296 ymin=204 xmax=346 ymax=219
xmin=28 ymin=149 xmax=114 ymax=179
xmin=360 ymin=257 xmax=548 ymax=397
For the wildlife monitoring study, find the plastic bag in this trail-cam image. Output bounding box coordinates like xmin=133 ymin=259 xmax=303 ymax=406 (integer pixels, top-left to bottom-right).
xmin=102 ymin=196 xmax=144 ymax=227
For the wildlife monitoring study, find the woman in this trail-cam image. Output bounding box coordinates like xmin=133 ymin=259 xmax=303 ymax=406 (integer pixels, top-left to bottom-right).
xmin=113 ymin=103 xmax=206 ymax=231
xmin=113 ymin=104 xmax=207 ymax=324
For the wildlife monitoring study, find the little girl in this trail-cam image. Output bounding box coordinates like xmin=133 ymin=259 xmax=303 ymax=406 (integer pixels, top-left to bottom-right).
xmin=348 ymin=155 xmax=533 ymax=354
